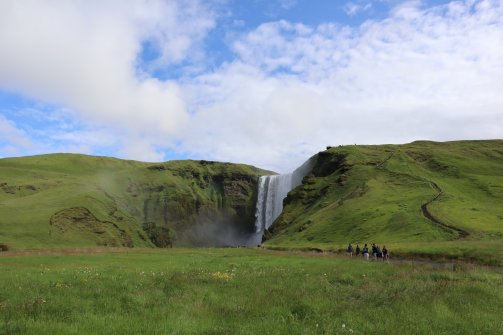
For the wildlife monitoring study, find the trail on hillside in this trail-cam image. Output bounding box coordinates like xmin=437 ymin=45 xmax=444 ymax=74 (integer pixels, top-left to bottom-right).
xmin=376 ymin=150 xmax=469 ymax=239
xmin=421 ymin=181 xmax=469 ymax=239
xmin=375 ymin=151 xmax=396 ymax=169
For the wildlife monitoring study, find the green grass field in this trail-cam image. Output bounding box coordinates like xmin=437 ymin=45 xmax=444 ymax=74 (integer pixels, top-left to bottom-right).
xmin=1 ymin=248 xmax=502 ymax=334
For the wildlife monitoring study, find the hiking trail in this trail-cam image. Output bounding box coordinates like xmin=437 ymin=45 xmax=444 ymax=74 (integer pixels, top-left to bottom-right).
xmin=420 ymin=181 xmax=469 ymax=239
xmin=375 ymin=150 xmax=469 ymax=239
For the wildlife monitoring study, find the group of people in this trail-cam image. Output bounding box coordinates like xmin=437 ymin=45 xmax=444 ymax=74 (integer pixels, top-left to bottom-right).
xmin=346 ymin=243 xmax=389 ymax=261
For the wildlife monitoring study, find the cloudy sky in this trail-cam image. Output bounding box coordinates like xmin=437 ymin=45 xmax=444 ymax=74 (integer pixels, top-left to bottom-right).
xmin=0 ymin=0 xmax=502 ymax=172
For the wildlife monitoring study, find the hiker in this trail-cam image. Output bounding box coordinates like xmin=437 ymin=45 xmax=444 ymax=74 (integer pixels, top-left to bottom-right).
xmin=376 ymin=245 xmax=382 ymax=259
xmin=371 ymin=243 xmax=377 ymax=260
xmin=355 ymin=244 xmax=361 ymax=256
xmin=347 ymin=243 xmax=354 ymax=257
xmin=362 ymin=244 xmax=369 ymax=260
xmin=382 ymin=245 xmax=389 ymax=260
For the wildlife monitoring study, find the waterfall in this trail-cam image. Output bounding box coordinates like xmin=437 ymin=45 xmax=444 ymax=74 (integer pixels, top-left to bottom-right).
xmin=250 ymin=156 xmax=315 ymax=245
xmin=255 ymin=173 xmax=293 ymax=233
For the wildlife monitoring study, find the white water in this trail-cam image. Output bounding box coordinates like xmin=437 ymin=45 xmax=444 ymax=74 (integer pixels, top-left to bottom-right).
xmin=255 ymin=174 xmax=293 ymax=233
xmin=249 ymin=156 xmax=315 ymax=245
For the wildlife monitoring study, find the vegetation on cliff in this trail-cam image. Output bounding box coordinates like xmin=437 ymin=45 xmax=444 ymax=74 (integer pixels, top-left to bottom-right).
xmin=0 ymin=154 xmax=271 ymax=249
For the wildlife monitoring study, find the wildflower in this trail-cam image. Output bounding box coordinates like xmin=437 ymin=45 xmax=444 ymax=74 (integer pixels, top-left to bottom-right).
xmin=211 ymin=271 xmax=234 ymax=281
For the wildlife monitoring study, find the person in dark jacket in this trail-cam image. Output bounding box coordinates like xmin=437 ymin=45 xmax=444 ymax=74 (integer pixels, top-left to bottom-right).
xmin=355 ymin=244 xmax=361 ymax=256
xmin=347 ymin=243 xmax=354 ymax=257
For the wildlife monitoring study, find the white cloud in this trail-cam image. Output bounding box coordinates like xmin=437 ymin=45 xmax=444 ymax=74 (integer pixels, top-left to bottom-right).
xmin=279 ymin=0 xmax=298 ymax=10
xmin=0 ymin=0 xmax=215 ymax=160
xmin=0 ymin=114 xmax=33 ymax=149
xmin=344 ymin=1 xmax=373 ymax=16
xmin=118 ymin=138 xmax=166 ymax=162
xmin=183 ymin=63 xmax=332 ymax=171
xmin=1 ymin=108 xmax=124 ymax=158
xmin=182 ymin=0 xmax=503 ymax=172
xmin=1 ymin=0 xmax=503 ymax=172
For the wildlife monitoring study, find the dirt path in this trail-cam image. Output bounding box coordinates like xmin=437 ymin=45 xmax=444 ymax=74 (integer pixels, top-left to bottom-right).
xmin=374 ymin=150 xmax=469 ymax=240
xmin=421 ymin=181 xmax=469 ymax=239
xmin=1 ymin=246 xmax=497 ymax=268
xmin=0 ymin=246 xmax=455 ymax=268
xmin=375 ymin=151 xmax=396 ymax=169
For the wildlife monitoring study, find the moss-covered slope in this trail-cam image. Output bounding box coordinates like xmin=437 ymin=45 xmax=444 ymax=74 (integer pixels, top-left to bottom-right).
xmin=0 ymin=154 xmax=271 ymax=249
xmin=265 ymin=140 xmax=503 ymax=259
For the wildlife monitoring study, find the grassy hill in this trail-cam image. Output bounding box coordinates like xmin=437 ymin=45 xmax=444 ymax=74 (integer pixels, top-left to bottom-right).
xmin=265 ymin=140 xmax=503 ymax=265
xmin=2 ymin=140 xmax=503 ymax=264
xmin=0 ymin=154 xmax=271 ymax=250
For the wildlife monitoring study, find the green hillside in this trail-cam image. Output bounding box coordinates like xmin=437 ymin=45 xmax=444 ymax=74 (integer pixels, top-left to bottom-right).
xmin=265 ymin=140 xmax=503 ymax=264
xmin=0 ymin=154 xmax=271 ymax=250
xmin=2 ymin=141 xmax=503 ymax=264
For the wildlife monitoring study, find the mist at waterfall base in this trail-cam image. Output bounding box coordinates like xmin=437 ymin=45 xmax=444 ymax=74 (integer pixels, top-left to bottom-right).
xmin=176 ymin=213 xmax=256 ymax=247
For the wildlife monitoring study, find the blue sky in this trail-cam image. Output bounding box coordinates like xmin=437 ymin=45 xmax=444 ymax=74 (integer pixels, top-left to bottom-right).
xmin=0 ymin=0 xmax=502 ymax=172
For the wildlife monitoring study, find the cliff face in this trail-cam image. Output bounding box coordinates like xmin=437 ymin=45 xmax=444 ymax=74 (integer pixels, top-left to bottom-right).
xmin=136 ymin=161 xmax=265 ymax=246
xmin=0 ymin=155 xmax=271 ymax=249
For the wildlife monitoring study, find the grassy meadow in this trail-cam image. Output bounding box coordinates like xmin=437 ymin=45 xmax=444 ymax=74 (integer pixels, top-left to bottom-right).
xmin=1 ymin=248 xmax=502 ymax=334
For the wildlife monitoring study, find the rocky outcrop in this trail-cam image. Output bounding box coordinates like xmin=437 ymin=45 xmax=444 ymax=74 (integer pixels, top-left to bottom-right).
xmin=137 ymin=163 xmax=263 ymax=247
